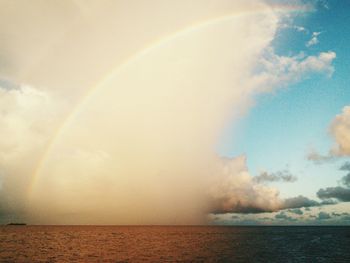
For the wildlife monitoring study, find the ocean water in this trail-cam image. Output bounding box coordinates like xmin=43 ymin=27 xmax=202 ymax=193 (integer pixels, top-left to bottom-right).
xmin=0 ymin=226 xmax=350 ymax=262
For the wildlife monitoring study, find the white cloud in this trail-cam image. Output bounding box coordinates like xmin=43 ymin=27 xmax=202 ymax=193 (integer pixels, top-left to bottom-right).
xmin=306 ymin=31 xmax=321 ymax=47
xmin=0 ymin=82 xmax=63 ymax=220
xmin=251 ymin=50 xmax=336 ymax=92
xmin=0 ymin=0 xmax=337 ymax=224
xmin=295 ymin=26 xmax=307 ymax=32
xmin=307 ymin=149 xmax=336 ymax=164
xmin=330 ymin=106 xmax=350 ymax=156
xmin=308 ymin=106 xmax=350 ymax=162
xmin=208 ymin=156 xmax=283 ymax=213
xmin=0 ymin=84 xmax=55 ymax=162
xmin=254 ymin=170 xmax=297 ymax=183
xmin=279 ymin=23 xmax=308 ymax=33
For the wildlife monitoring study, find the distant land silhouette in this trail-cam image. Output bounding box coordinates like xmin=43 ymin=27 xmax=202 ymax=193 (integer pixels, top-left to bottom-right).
xmin=6 ymin=223 xmax=26 ymax=226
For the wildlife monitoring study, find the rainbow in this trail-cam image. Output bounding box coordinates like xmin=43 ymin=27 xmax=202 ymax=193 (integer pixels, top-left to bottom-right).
xmin=27 ymin=4 xmax=304 ymax=198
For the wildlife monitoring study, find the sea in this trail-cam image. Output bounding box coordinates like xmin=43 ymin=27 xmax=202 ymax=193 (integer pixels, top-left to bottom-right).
xmin=0 ymin=226 xmax=350 ymax=262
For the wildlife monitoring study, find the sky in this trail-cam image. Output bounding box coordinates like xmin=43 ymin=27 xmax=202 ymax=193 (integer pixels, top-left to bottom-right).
xmin=217 ymin=0 xmax=350 ymax=224
xmin=0 ymin=0 xmax=349 ymax=225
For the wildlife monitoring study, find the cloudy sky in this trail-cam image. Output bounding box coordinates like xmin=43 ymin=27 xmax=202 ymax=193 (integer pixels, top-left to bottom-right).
xmin=0 ymin=0 xmax=349 ymax=225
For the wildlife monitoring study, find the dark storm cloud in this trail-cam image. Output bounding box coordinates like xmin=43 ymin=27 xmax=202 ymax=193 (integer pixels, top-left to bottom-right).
xmin=317 ymin=211 xmax=331 ymax=220
xmin=275 ymin=212 xmax=289 ymax=220
xmin=332 ymin=212 xmax=341 ymax=217
xmin=0 ymin=203 xmax=26 ymax=225
xmin=211 ymin=195 xmax=332 ymax=215
xmin=340 ymin=162 xmax=350 ymax=171
xmin=211 ymin=201 xmax=271 ymax=214
xmin=341 ymin=174 xmax=350 ymax=187
xmin=321 ymin=199 xmax=338 ymax=205
xmin=339 ymin=162 xmax=350 ymax=187
xmin=288 ymin=208 xmax=303 ymax=215
xmin=317 ymin=187 xmax=350 ymax=202
xmin=232 ymin=219 xmax=262 ymax=225
xmin=282 ymin=195 xmax=320 ymax=209
xmin=315 ymin=162 xmax=350 ymax=203
xmin=275 ymin=212 xmax=297 ymax=221
xmin=253 ymin=170 xmax=297 ymax=184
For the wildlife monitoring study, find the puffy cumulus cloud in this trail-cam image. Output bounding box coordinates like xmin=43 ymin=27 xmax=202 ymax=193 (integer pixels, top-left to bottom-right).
xmin=330 ymin=106 xmax=350 ymax=156
xmin=208 ymin=156 xmax=283 ymax=214
xmin=307 ymin=106 xmax=350 ymax=163
xmin=251 ymin=50 xmax=336 ymax=92
xmin=253 ymin=170 xmax=297 ymax=183
xmin=0 ymin=0 xmax=337 ymax=224
xmin=208 ymin=157 xmax=329 ymax=215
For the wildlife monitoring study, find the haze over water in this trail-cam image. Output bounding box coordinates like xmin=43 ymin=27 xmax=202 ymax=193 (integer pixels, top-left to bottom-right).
xmin=1 ymin=226 xmax=350 ymax=262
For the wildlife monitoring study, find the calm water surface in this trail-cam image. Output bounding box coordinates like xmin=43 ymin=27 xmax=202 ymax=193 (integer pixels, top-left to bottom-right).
xmin=0 ymin=226 xmax=350 ymax=262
